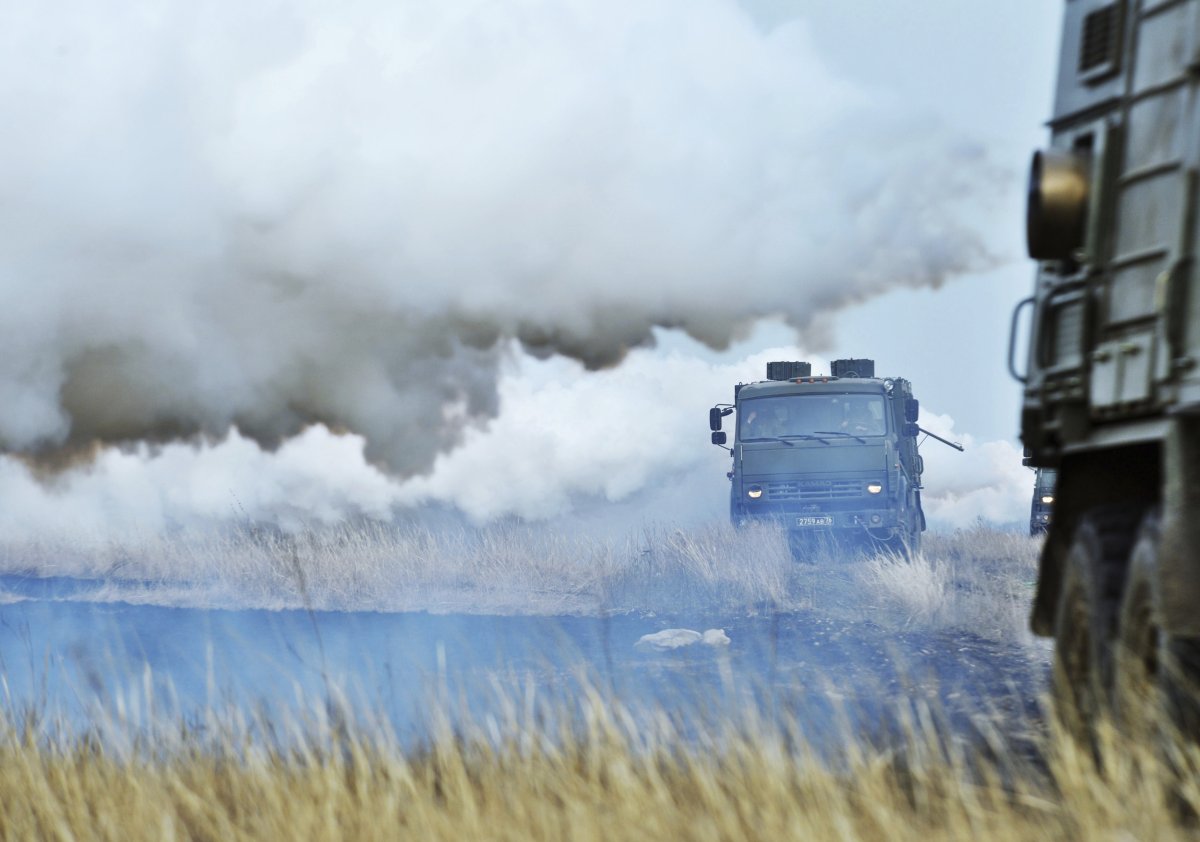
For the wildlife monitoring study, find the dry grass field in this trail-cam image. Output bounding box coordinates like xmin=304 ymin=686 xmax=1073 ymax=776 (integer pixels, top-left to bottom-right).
xmin=3 ymin=696 xmax=1199 ymax=841
xmin=3 ymin=522 xmax=1194 ymax=839
xmin=0 ymin=518 xmax=1042 ymax=626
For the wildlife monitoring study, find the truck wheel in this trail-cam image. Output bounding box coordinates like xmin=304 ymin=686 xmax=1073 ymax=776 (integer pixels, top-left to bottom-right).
xmin=1053 ymin=505 xmax=1142 ymax=742
xmin=1115 ymin=511 xmax=1164 ymax=736
xmin=1116 ymin=510 xmax=1200 ymax=741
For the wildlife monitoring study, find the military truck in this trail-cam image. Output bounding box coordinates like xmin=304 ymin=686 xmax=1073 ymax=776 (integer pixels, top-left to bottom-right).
xmin=1028 ymin=466 xmax=1058 ymax=536
xmin=1013 ymin=0 xmax=1200 ymax=727
xmin=709 ymin=358 xmax=961 ymax=558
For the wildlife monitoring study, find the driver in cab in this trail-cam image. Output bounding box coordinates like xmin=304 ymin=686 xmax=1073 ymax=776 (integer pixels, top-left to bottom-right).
xmin=840 ymin=400 xmax=883 ymax=435
xmin=744 ymin=406 xmax=787 ymax=438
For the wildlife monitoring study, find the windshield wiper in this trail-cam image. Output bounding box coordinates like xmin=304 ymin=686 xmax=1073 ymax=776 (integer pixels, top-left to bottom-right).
xmin=812 ymin=430 xmax=868 ymax=444
xmin=744 ymin=434 xmax=833 ymax=446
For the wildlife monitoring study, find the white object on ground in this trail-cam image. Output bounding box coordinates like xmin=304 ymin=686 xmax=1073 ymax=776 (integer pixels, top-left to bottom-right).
xmin=635 ymin=628 xmax=730 ymax=651
xmin=702 ymin=628 xmax=730 ymax=646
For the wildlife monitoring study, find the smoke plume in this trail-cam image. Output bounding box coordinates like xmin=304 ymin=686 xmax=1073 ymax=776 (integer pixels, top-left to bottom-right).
xmin=2 ymin=0 xmax=997 ymax=475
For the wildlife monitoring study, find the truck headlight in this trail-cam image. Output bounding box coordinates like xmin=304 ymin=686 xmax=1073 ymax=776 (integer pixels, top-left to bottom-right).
xmin=867 ymin=483 xmax=883 ymax=494
xmin=1041 ymin=495 xmax=1054 ymax=504
xmin=747 ymin=486 xmax=763 ymax=499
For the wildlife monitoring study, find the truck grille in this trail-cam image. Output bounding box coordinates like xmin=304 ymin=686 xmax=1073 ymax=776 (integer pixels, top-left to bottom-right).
xmin=767 ymin=479 xmax=862 ymax=500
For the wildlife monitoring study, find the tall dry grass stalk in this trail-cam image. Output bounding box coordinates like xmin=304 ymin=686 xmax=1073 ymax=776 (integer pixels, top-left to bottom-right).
xmin=860 ymin=524 xmax=1043 ymax=645
xmin=2 ymin=690 xmax=1198 ymax=841
xmin=0 ymin=519 xmax=800 ymax=615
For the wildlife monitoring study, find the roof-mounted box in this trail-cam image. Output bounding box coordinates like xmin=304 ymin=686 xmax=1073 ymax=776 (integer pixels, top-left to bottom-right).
xmin=766 ymin=361 xmax=812 ymax=381
xmin=830 ymin=358 xmax=875 ymax=378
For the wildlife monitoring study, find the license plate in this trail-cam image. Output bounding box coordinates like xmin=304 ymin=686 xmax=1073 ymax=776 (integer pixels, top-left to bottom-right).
xmin=795 ymin=515 xmax=833 ymax=527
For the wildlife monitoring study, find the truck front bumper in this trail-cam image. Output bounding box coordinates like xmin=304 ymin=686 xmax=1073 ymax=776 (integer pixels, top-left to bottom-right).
xmin=733 ymin=504 xmax=903 ymax=534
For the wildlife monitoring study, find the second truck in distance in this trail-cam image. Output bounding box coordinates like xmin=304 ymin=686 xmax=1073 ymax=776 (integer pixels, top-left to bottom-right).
xmin=710 ymin=358 xmax=961 ymax=558
xmin=1028 ymin=466 xmax=1057 ymax=536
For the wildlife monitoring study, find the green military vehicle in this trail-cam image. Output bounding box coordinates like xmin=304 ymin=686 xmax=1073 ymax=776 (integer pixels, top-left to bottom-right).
xmin=1014 ymin=0 xmax=1200 ymax=727
xmin=710 ymin=358 xmax=961 ymax=558
xmin=1028 ymin=466 xmax=1058 ymax=537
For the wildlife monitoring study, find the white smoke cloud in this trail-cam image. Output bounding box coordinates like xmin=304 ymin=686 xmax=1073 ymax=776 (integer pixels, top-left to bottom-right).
xmin=1 ymin=0 xmax=999 ymax=476
xmin=392 ymin=347 xmax=746 ymax=521
xmin=0 ymin=340 xmax=1030 ymax=543
xmin=0 ymin=425 xmax=397 ymax=542
xmin=914 ymin=411 xmax=1032 ymax=529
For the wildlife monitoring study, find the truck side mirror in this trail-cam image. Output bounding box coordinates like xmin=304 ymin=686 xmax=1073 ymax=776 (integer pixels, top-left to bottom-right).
xmin=903 ymin=422 xmax=919 ymax=438
xmin=709 ymin=407 xmax=723 ymax=431
xmin=711 ymin=431 xmax=727 ymax=446
xmin=905 ymin=398 xmax=919 ymax=423
xmin=709 ymin=406 xmax=732 ymax=431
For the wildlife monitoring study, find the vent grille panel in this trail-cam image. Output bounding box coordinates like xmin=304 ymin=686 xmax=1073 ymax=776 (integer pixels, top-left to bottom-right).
xmin=1079 ymin=5 xmax=1120 ymax=75
xmin=1052 ymin=301 xmax=1085 ymax=368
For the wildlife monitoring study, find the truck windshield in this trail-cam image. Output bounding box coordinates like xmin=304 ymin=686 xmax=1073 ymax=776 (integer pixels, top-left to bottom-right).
xmin=739 ymin=393 xmax=887 ymax=440
xmin=1036 ymin=469 xmax=1057 ymax=494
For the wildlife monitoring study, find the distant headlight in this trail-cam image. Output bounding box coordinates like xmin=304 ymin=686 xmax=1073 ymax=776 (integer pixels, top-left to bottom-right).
xmin=1041 ymin=495 xmax=1054 ymax=504
xmin=747 ymin=486 xmax=764 ymax=499
xmin=867 ymin=483 xmax=883 ymax=494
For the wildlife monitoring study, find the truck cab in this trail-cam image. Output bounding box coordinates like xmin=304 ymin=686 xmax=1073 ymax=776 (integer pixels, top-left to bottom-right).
xmin=710 ymin=358 xmax=945 ymax=558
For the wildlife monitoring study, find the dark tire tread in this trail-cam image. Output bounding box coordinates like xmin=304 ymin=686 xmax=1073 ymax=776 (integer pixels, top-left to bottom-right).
xmin=1053 ymin=503 xmax=1144 ymax=736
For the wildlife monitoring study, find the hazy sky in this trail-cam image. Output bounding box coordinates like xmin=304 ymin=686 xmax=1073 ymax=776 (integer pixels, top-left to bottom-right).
xmin=0 ymin=0 xmax=1066 ymax=538
xmin=743 ymin=0 xmax=1062 ymax=442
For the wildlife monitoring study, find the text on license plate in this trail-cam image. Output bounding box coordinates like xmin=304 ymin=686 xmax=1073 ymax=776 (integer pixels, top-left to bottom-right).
xmin=795 ymin=515 xmax=833 ymax=527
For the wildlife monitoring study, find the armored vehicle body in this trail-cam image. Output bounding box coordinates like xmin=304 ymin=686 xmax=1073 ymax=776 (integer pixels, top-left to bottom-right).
xmin=1015 ymin=0 xmax=1200 ymax=726
xmin=710 ymin=358 xmax=960 ymax=558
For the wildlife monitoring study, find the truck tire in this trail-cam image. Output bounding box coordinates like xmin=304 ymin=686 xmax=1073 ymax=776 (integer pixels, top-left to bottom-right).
xmin=1116 ymin=510 xmax=1200 ymax=741
xmin=1052 ymin=504 xmax=1142 ymax=742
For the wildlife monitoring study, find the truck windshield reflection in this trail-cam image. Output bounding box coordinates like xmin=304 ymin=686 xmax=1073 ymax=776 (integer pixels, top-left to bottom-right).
xmin=740 ymin=394 xmax=887 ymax=441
